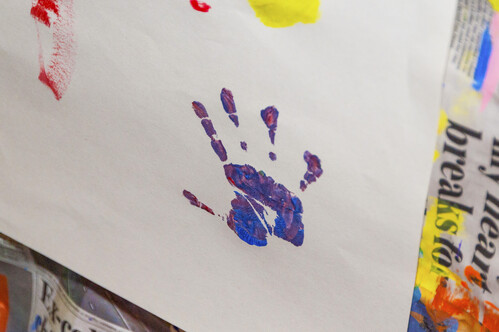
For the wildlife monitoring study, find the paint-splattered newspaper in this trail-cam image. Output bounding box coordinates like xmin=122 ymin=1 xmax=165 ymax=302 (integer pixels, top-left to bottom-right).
xmin=0 ymin=235 xmax=182 ymax=332
xmin=409 ymin=0 xmax=499 ymax=330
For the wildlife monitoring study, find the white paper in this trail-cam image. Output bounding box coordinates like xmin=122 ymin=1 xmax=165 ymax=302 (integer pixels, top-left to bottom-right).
xmin=0 ymin=0 xmax=456 ymax=331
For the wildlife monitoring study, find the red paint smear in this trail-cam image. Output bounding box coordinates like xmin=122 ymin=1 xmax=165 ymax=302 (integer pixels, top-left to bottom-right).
xmin=190 ymin=0 xmax=211 ymax=12
xmin=31 ymin=0 xmax=76 ymax=100
xmin=31 ymin=0 xmax=59 ymax=26
xmin=38 ymin=68 xmax=60 ymax=98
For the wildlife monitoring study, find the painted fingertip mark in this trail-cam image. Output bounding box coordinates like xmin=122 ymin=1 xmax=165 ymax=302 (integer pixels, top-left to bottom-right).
xmin=300 ymin=151 xmax=323 ymax=191
xmin=183 ymin=190 xmax=215 ymax=215
xmin=190 ymin=0 xmax=211 ymax=12
xmin=240 ymin=141 xmax=248 ymax=151
xmin=269 ymin=152 xmax=276 ymax=161
xmin=31 ymin=0 xmax=76 ymax=100
xmin=261 ymin=106 xmax=278 ymax=144
xmin=224 ymin=164 xmax=304 ymax=246
xmin=221 ymin=88 xmax=239 ymax=127
xmin=192 ymin=101 xmax=228 ymax=162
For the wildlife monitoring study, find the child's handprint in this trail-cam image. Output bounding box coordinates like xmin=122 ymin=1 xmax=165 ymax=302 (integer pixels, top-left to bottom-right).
xmin=183 ymin=88 xmax=323 ymax=247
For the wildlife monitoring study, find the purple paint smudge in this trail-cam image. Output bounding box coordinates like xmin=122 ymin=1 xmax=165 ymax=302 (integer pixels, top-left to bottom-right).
xmin=261 ymin=106 xmax=278 ymax=145
xmin=183 ymin=190 xmax=215 ymax=215
xmin=192 ymin=101 xmax=228 ymax=162
xmin=269 ymin=152 xmax=276 ymax=161
xmin=300 ymin=151 xmax=323 ymax=191
xmin=220 ymin=88 xmax=239 ymax=127
xmin=240 ymin=141 xmax=248 ymax=151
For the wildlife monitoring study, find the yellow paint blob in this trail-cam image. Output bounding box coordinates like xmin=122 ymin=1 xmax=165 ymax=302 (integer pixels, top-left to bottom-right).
xmin=247 ymin=0 xmax=320 ymax=28
xmin=433 ymin=150 xmax=440 ymax=162
xmin=437 ymin=109 xmax=448 ymax=135
xmin=415 ymin=197 xmax=466 ymax=302
xmin=489 ymin=0 xmax=499 ymax=11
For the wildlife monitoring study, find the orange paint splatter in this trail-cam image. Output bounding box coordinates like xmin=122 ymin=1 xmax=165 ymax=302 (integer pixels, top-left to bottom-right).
xmin=465 ymin=265 xmax=484 ymax=289
xmin=483 ymin=301 xmax=499 ymax=331
xmin=431 ymin=278 xmax=479 ymax=319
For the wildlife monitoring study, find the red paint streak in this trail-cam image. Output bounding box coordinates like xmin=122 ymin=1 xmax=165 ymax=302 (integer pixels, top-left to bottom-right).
xmin=190 ymin=0 xmax=211 ymax=12
xmin=227 ymin=177 xmax=236 ymax=186
xmin=183 ymin=190 xmax=215 ymax=215
xmin=31 ymin=0 xmax=76 ymax=100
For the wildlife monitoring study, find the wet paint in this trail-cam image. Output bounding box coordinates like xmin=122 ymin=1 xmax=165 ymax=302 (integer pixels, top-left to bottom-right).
xmin=261 ymin=106 xmax=278 ymax=144
xmin=184 ymin=88 xmax=322 ymax=247
xmin=31 ymin=0 xmax=76 ymax=100
xmin=247 ymin=0 xmax=320 ymax=28
xmin=220 ymin=88 xmax=239 ymax=127
xmin=190 ymin=0 xmax=211 ymax=12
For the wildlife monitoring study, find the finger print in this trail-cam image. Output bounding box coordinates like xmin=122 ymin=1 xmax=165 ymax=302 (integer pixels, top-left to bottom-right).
xmin=220 ymin=88 xmax=239 ymax=127
xmin=192 ymin=101 xmax=228 ymax=162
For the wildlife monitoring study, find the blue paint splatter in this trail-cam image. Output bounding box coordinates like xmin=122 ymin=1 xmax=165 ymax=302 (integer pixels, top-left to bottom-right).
xmin=269 ymin=152 xmax=276 ymax=161
xmin=473 ymin=26 xmax=492 ymax=91
xmin=220 ymin=88 xmax=239 ymax=127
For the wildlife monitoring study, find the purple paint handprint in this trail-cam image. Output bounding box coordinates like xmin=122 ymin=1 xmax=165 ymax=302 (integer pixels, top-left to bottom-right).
xmin=183 ymin=88 xmax=323 ymax=247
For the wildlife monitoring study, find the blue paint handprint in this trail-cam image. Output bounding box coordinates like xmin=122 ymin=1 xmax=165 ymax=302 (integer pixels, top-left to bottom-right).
xmin=183 ymin=88 xmax=323 ymax=247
